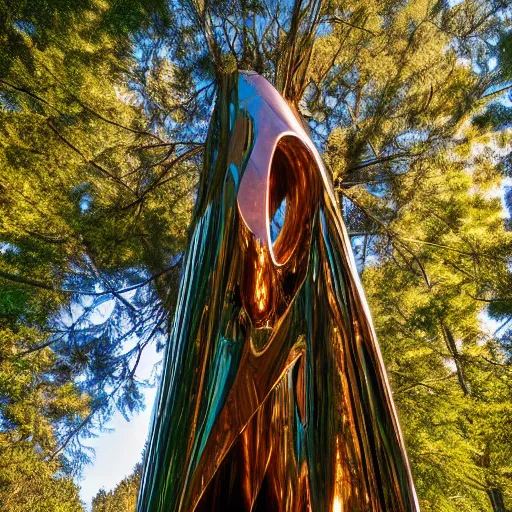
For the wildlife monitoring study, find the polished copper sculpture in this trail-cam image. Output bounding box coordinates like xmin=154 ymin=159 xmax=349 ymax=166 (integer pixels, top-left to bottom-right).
xmin=137 ymin=72 xmax=420 ymax=512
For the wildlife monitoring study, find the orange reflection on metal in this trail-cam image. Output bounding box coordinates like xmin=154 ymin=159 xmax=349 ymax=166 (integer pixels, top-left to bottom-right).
xmin=254 ymin=242 xmax=269 ymax=313
xmin=137 ymin=72 xmax=420 ymax=512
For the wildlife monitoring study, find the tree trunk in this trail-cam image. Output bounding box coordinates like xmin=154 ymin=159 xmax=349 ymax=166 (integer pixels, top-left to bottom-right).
xmin=486 ymin=488 xmax=507 ymax=512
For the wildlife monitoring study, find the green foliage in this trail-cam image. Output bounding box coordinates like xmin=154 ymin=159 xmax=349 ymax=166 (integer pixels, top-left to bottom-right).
xmin=0 ymin=0 xmax=198 ymax=470
xmin=358 ymin=106 xmax=512 ymax=511
xmin=363 ymin=155 xmax=512 ymax=511
xmin=0 ymin=0 xmax=198 ymax=507
xmin=306 ymin=15 xmax=512 ymax=511
xmin=0 ymin=442 xmax=84 ymax=512
xmin=92 ymin=463 xmax=142 ymax=512
xmin=499 ymin=31 xmax=512 ymax=80
xmin=0 ymin=299 xmax=90 ymax=509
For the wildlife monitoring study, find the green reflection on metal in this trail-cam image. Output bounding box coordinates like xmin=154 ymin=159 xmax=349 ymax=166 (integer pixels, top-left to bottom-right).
xmin=137 ymin=72 xmax=419 ymax=512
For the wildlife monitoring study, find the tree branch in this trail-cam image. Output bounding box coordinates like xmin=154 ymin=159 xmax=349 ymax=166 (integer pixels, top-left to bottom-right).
xmin=327 ymin=15 xmax=377 ymax=36
xmin=47 ymin=121 xmax=135 ymax=194
xmin=0 ymin=265 xmax=178 ymax=296
xmin=0 ymin=269 xmax=55 ymax=291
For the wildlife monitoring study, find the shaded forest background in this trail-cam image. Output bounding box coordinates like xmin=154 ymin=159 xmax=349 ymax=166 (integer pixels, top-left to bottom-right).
xmin=0 ymin=0 xmax=511 ymax=510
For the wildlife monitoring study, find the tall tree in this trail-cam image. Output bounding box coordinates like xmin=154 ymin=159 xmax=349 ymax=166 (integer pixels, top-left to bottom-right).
xmin=1 ymin=0 xmax=198 ymax=466
xmin=360 ymin=147 xmax=512 ymax=510
xmin=1 ymin=0 xmax=197 ymax=507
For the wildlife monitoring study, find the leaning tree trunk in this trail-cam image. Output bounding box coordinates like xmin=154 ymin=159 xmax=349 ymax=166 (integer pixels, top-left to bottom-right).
xmin=487 ymin=488 xmax=507 ymax=512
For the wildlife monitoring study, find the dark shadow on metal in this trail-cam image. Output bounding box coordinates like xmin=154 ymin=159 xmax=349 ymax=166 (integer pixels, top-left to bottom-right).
xmin=136 ymin=72 xmax=420 ymax=512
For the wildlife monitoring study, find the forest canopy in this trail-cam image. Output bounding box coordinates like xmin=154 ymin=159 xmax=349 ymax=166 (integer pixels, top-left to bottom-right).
xmin=0 ymin=0 xmax=511 ymax=510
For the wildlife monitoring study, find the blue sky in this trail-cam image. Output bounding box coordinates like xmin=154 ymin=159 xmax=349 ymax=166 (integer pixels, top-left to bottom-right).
xmin=78 ymin=344 xmax=159 ymax=510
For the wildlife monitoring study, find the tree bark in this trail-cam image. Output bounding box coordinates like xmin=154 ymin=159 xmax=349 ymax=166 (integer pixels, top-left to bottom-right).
xmin=486 ymin=488 xmax=507 ymax=512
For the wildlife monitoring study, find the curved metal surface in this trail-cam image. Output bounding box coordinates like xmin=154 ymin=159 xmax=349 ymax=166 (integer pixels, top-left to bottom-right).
xmin=137 ymin=72 xmax=420 ymax=512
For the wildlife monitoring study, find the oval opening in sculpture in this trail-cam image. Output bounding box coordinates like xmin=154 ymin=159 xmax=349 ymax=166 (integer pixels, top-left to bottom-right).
xmin=268 ymin=136 xmax=319 ymax=265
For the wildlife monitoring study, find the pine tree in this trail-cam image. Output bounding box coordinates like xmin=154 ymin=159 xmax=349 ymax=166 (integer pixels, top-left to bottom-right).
xmin=1 ymin=0 xmax=198 ymax=466
xmin=360 ymin=146 xmax=512 ymax=510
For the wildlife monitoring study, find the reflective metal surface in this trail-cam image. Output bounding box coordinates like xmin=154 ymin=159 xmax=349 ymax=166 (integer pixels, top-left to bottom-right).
xmin=137 ymin=72 xmax=420 ymax=512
